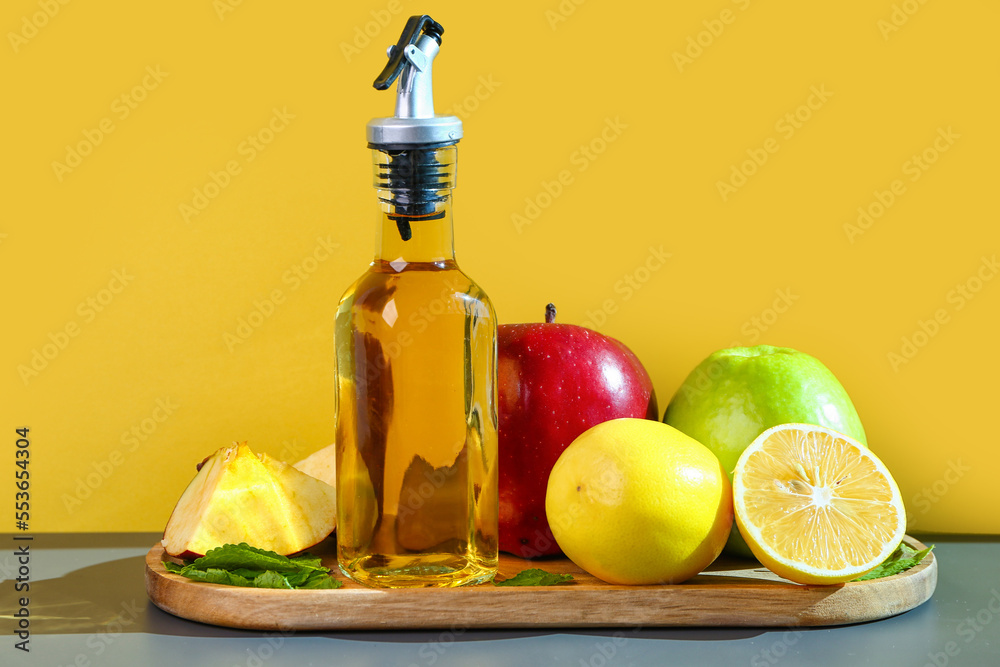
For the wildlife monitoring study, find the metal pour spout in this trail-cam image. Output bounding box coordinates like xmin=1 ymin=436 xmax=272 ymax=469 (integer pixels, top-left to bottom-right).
xmin=367 ymin=15 xmax=462 ymax=149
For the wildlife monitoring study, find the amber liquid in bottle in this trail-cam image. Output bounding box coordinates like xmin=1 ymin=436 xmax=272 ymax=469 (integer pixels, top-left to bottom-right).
xmin=335 ymin=147 xmax=498 ymax=588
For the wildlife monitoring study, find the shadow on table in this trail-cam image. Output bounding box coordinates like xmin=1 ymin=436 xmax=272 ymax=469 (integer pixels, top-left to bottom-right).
xmin=0 ymin=554 xmax=855 ymax=644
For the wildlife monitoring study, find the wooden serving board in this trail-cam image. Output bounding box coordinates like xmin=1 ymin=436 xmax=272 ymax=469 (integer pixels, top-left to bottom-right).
xmin=145 ymin=535 xmax=936 ymax=631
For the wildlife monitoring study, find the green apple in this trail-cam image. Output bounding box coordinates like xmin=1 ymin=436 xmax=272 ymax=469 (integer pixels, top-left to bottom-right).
xmin=663 ymin=345 xmax=867 ymax=558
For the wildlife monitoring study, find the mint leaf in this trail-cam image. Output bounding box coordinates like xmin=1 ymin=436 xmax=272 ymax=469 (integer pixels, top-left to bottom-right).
xmin=854 ymin=544 xmax=934 ymax=581
xmin=177 ymin=567 xmax=253 ymax=587
xmin=190 ymin=543 xmax=326 ymax=573
xmin=301 ymin=573 xmax=343 ymax=589
xmin=289 ymin=554 xmax=325 ymax=569
xmin=162 ymin=543 xmax=342 ymax=590
xmin=253 ymin=570 xmax=294 ymax=589
xmin=493 ymin=568 xmax=574 ymax=586
xmin=230 ymin=567 xmax=271 ymax=579
xmin=283 ymin=570 xmax=313 ymax=587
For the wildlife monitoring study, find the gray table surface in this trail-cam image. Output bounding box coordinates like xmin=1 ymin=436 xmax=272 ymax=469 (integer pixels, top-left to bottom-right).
xmin=2 ymin=533 xmax=997 ymax=667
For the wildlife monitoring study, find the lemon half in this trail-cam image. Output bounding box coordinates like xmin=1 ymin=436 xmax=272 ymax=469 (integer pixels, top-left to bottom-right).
xmin=733 ymin=423 xmax=905 ymax=585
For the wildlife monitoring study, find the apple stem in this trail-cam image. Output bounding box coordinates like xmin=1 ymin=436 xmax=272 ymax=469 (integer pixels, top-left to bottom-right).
xmin=545 ymin=303 xmax=557 ymax=324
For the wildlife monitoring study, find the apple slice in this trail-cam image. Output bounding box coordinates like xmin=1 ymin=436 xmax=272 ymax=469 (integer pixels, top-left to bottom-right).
xmin=162 ymin=442 xmax=337 ymax=559
xmin=292 ymin=443 xmax=336 ymax=488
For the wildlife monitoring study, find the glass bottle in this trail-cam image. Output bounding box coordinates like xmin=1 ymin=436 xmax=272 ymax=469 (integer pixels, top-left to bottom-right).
xmin=334 ymin=16 xmax=498 ymax=588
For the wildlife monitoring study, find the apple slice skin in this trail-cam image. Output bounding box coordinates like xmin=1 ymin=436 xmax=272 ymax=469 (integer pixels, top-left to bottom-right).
xmin=498 ymin=322 xmax=658 ymax=558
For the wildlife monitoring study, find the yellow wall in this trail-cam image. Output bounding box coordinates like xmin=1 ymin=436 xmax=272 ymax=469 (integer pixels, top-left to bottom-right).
xmin=3 ymin=0 xmax=997 ymax=533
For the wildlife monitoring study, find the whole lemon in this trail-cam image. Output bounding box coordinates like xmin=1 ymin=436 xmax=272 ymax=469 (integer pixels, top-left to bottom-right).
xmin=545 ymin=418 xmax=732 ymax=585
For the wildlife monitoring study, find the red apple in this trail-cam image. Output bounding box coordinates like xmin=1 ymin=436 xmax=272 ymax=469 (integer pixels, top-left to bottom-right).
xmin=498 ymin=304 xmax=658 ymax=557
